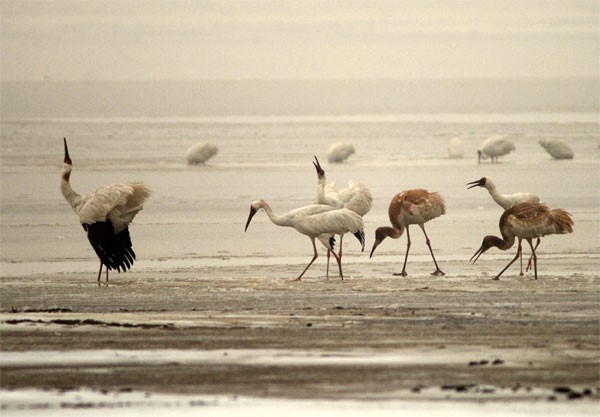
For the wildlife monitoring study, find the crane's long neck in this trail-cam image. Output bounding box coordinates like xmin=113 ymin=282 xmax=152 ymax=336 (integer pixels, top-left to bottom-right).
xmin=315 ymin=175 xmax=327 ymax=204
xmin=485 ymin=181 xmax=511 ymax=209
xmin=259 ymin=201 xmax=291 ymax=228
xmin=60 ymin=164 xmax=82 ymax=212
xmin=488 ymin=234 xmax=515 ymax=251
xmin=381 ymin=226 xmax=404 ymax=240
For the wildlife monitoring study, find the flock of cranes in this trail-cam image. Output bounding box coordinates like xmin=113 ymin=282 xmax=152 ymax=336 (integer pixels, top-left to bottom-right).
xmin=61 ymin=138 xmax=574 ymax=284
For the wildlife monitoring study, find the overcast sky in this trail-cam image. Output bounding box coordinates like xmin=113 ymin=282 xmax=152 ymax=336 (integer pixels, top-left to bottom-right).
xmin=1 ymin=0 xmax=598 ymax=81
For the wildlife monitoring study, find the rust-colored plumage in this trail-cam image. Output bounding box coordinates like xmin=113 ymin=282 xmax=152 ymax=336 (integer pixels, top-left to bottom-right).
xmin=471 ymin=202 xmax=574 ymax=280
xmin=370 ymin=189 xmax=446 ymax=276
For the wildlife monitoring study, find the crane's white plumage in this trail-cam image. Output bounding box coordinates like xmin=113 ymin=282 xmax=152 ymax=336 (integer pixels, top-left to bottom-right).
xmin=539 ymin=139 xmax=574 ymax=160
xmin=477 ymin=136 xmax=515 ymax=163
xmin=313 ymin=156 xmax=372 ymax=277
xmin=467 ymin=176 xmax=540 ymax=210
xmin=61 ymin=138 xmax=151 ymax=283
xmin=327 ymin=143 xmax=355 ymax=163
xmin=186 ymin=143 xmax=218 ymax=164
xmin=448 ymin=137 xmax=464 ymax=159
xmin=370 ymin=189 xmax=446 ymax=277
xmin=471 ymin=202 xmax=574 ymax=280
xmin=245 ymin=199 xmax=365 ymax=281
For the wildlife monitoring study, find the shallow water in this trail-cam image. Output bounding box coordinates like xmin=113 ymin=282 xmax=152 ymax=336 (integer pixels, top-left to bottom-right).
xmin=1 ymin=114 xmax=599 ymax=275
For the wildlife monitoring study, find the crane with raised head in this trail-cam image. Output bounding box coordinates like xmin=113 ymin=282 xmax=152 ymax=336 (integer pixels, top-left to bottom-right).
xmin=60 ymin=138 xmax=151 ymax=284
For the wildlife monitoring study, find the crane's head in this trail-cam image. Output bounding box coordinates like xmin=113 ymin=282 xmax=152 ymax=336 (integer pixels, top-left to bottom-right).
xmin=312 ymin=155 xmax=325 ymax=179
xmin=470 ymin=235 xmax=502 ymax=263
xmin=245 ymin=200 xmax=265 ymax=231
xmin=369 ymin=227 xmax=403 ymax=258
xmin=466 ymin=177 xmax=487 ymax=189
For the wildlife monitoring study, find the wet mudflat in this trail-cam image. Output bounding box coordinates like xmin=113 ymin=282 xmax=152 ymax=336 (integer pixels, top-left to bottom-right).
xmin=1 ymin=258 xmax=598 ymax=406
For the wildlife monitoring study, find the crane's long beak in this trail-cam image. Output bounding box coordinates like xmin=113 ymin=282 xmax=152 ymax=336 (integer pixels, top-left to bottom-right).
xmin=466 ymin=179 xmax=483 ymax=189
xmin=313 ymin=155 xmax=325 ymax=177
xmin=470 ymin=245 xmax=485 ymax=263
xmin=244 ymin=206 xmax=257 ymax=231
xmin=63 ymin=138 xmax=72 ymax=165
xmin=369 ymin=239 xmax=381 ymax=258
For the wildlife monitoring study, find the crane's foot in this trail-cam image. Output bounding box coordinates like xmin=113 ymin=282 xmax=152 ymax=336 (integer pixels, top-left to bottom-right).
xmin=431 ymin=270 xmax=445 ymax=276
xmin=492 ymin=276 xmax=500 ymax=281
xmin=393 ymin=271 xmax=408 ymax=277
xmin=292 ymin=277 xmax=302 ymax=282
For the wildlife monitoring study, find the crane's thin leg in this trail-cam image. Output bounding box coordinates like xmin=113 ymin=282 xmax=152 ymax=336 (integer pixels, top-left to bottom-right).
xmin=420 ymin=224 xmax=445 ymax=276
xmin=329 ymin=246 xmax=344 ymax=280
xmin=97 ymin=262 xmax=103 ymax=286
xmin=105 ymin=267 xmax=109 ymax=284
xmin=294 ymin=239 xmax=319 ymax=282
xmin=326 ymin=249 xmax=331 ymax=279
xmin=519 ymin=251 xmax=524 ymax=276
xmin=525 ymin=238 xmax=541 ymax=273
xmin=493 ymin=239 xmax=522 ymax=280
xmin=394 ymin=226 xmax=411 ymax=277
xmin=526 ymin=238 xmax=538 ymax=280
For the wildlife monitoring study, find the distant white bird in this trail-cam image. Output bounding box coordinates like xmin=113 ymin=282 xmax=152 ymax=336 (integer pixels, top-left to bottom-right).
xmin=448 ymin=137 xmax=465 ymax=159
xmin=539 ymin=139 xmax=574 ymax=160
xmin=467 ymin=176 xmax=542 ymax=275
xmin=245 ymin=200 xmax=365 ymax=281
xmin=327 ymin=143 xmax=355 ymax=163
xmin=61 ymin=139 xmax=151 ymax=283
xmin=313 ymin=156 xmax=372 ymax=277
xmin=186 ymin=143 xmax=218 ymax=165
xmin=370 ymin=189 xmax=446 ymax=277
xmin=477 ymin=136 xmax=515 ymax=163
xmin=471 ymin=202 xmax=574 ymax=280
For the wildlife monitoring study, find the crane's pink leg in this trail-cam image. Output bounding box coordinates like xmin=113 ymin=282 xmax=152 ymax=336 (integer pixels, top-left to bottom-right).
xmin=525 ymin=238 xmax=540 ymax=273
xmin=393 ymin=226 xmax=411 ymax=277
xmin=294 ymin=239 xmax=319 ymax=281
xmin=519 ymin=252 xmax=524 ymax=276
xmin=493 ymin=239 xmax=522 ymax=280
xmin=329 ymin=247 xmax=344 ymax=280
xmin=326 ymin=249 xmax=331 ymax=278
xmin=526 ymin=239 xmax=538 ymax=280
xmin=420 ymin=224 xmax=445 ymax=276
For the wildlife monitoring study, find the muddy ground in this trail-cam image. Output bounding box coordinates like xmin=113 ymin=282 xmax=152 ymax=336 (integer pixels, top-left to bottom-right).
xmin=1 ymin=258 xmax=598 ymax=403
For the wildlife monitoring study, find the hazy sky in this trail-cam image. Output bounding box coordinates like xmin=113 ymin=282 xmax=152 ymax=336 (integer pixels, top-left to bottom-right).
xmin=1 ymin=0 xmax=598 ymax=80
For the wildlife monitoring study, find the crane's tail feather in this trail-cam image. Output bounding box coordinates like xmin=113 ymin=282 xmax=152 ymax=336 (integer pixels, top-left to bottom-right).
xmin=329 ymin=236 xmax=336 ymax=250
xmin=86 ymin=222 xmax=136 ymax=274
xmin=549 ymin=209 xmax=574 ymax=234
xmin=354 ymin=230 xmax=365 ymax=252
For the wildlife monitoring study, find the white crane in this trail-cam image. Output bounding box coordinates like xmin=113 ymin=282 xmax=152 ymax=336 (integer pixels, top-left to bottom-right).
xmin=369 ymin=189 xmax=446 ymax=277
xmin=244 ymin=200 xmax=365 ymax=281
xmin=327 ymin=143 xmax=355 ymax=163
xmin=467 ymin=176 xmax=541 ymax=275
xmin=466 ymin=176 xmax=541 ymax=209
xmin=539 ymin=139 xmax=574 ymax=160
xmin=448 ymin=136 xmax=465 ymax=159
xmin=60 ymin=138 xmax=151 ymax=284
xmin=471 ymin=202 xmax=573 ymax=280
xmin=186 ymin=143 xmax=218 ymax=165
xmin=313 ymin=156 xmax=372 ymax=277
xmin=477 ymin=136 xmax=515 ymax=163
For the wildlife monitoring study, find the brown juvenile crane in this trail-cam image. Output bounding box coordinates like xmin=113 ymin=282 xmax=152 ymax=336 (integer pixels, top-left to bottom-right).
xmin=370 ymin=189 xmax=446 ymax=277
xmin=470 ymin=202 xmax=573 ymax=280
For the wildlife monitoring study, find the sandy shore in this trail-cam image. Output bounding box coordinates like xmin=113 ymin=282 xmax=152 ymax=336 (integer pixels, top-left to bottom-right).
xmin=1 ymin=256 xmax=598 ymax=414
